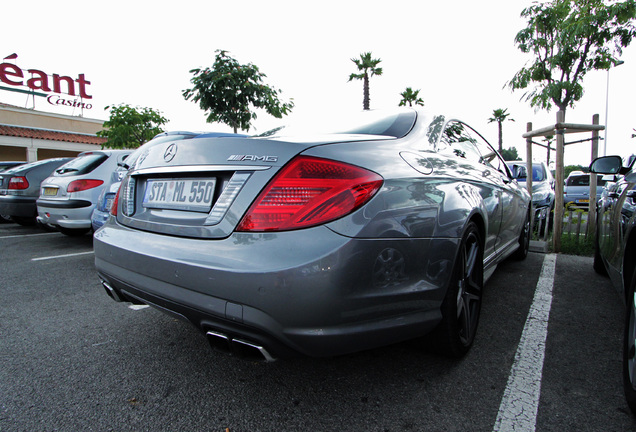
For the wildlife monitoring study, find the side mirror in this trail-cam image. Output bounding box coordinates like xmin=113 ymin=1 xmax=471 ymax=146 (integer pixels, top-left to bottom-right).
xmin=590 ymin=155 xmax=623 ymax=175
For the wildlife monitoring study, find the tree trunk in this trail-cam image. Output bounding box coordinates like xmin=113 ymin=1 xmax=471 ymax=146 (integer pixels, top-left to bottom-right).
xmin=363 ymin=73 xmax=370 ymax=110
xmin=498 ymin=122 xmax=503 ymax=152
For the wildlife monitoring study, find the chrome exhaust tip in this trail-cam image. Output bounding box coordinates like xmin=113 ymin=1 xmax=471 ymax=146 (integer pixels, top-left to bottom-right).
xmin=101 ymin=280 xmax=123 ymax=302
xmin=205 ymin=331 xmax=276 ymax=362
xmin=206 ymin=331 xmax=232 ymax=353
xmin=232 ymin=338 xmax=276 ymax=362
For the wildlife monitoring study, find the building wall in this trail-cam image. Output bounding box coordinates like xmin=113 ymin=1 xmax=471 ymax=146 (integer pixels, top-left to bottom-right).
xmin=0 ymin=105 xmax=103 ymax=134
xmin=0 ymin=104 xmax=105 ymax=162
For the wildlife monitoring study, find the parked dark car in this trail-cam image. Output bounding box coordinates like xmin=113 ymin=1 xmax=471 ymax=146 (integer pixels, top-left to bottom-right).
xmin=591 ymin=155 xmax=636 ymax=414
xmin=94 ymin=108 xmax=531 ymax=360
xmin=0 ymin=158 xmax=73 ymax=225
xmin=0 ymin=161 xmax=24 ymax=172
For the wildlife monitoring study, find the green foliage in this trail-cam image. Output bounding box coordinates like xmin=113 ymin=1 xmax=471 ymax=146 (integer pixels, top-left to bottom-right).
xmin=96 ymin=104 xmax=167 ymax=149
xmin=348 ymin=52 xmax=383 ymax=110
xmin=183 ymin=50 xmax=294 ymax=133
xmin=558 ymin=233 xmax=595 ymax=256
xmin=564 ymin=164 xmax=588 ymax=177
xmin=398 ymin=87 xmax=424 ymax=107
xmin=509 ymin=0 xmax=636 ymax=112
xmin=500 ymin=147 xmax=519 ymax=161
xmin=488 ymin=108 xmax=514 ymax=124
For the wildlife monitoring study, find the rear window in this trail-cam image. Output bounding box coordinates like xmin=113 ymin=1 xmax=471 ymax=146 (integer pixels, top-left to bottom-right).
xmin=566 ymin=175 xmax=607 ymax=187
xmin=2 ymin=159 xmax=64 ymax=174
xmin=55 ymin=154 xmax=107 ymax=176
xmin=260 ymin=109 xmax=417 ymax=139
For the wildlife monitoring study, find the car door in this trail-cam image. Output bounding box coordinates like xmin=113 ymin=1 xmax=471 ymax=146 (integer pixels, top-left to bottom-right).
xmin=438 ymin=121 xmax=503 ymax=264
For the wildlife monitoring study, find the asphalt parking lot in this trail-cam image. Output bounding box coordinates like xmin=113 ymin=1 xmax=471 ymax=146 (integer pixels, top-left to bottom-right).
xmin=1 ymin=222 xmax=636 ymax=432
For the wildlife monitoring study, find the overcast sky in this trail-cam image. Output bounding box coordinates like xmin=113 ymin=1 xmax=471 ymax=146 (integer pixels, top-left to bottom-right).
xmin=2 ymin=0 xmax=635 ymax=167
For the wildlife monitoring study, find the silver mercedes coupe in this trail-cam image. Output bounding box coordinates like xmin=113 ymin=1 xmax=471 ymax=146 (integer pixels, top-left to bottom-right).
xmin=94 ymin=108 xmax=531 ymax=361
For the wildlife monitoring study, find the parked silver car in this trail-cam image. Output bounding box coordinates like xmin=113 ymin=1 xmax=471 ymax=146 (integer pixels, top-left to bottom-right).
xmin=37 ymin=150 xmax=131 ymax=236
xmin=94 ymin=109 xmax=531 ymax=360
xmin=90 ymin=132 xmax=244 ymax=231
xmin=591 ymin=154 xmax=636 ymax=414
xmin=564 ymin=172 xmax=610 ymax=208
xmin=507 ymin=161 xmax=555 ymax=223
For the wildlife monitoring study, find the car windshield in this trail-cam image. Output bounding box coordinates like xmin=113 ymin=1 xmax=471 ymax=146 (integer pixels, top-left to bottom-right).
xmin=259 ymin=109 xmax=417 ymax=139
xmin=55 ymin=153 xmax=107 ymax=176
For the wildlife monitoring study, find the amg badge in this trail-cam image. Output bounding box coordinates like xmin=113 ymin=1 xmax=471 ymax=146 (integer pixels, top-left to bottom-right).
xmin=228 ymin=155 xmax=278 ymax=162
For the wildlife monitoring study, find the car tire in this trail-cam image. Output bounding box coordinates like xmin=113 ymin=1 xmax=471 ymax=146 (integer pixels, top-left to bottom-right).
xmin=59 ymin=227 xmax=90 ymax=237
xmin=433 ymin=221 xmax=484 ymax=358
xmin=0 ymin=214 xmax=12 ymax=223
xmin=623 ymin=267 xmax=636 ymax=414
xmin=512 ymin=209 xmax=531 ymax=261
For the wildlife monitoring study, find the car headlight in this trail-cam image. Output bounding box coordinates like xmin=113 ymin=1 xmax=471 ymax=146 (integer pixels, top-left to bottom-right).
xmin=533 ymin=190 xmax=550 ymax=202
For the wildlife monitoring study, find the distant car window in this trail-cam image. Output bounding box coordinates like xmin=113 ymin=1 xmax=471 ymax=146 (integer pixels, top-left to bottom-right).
xmin=55 ymin=154 xmax=108 ymax=176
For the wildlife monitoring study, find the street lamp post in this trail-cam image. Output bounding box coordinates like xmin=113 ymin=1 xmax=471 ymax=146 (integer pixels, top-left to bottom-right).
xmin=604 ymin=60 xmax=625 ymax=156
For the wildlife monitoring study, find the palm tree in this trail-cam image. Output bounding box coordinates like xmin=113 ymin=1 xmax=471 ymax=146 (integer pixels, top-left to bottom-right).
xmin=399 ymin=87 xmax=424 ymax=107
xmin=488 ymin=108 xmax=515 ymax=152
xmin=348 ymin=52 xmax=383 ymax=110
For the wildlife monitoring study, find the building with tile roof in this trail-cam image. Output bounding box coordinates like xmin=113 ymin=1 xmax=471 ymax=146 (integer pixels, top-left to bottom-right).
xmin=0 ymin=103 xmax=106 ymax=162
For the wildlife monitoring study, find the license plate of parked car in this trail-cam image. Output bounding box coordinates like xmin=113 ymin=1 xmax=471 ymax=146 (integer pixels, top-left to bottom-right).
xmin=42 ymin=187 xmax=58 ymax=196
xmin=143 ymin=178 xmax=216 ymax=212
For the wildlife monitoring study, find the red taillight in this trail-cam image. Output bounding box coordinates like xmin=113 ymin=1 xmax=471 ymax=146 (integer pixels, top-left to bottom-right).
xmin=8 ymin=176 xmax=29 ymax=190
xmin=110 ymin=187 xmax=120 ymax=216
xmin=237 ymin=156 xmax=383 ymax=232
xmin=67 ymin=179 xmax=104 ymax=193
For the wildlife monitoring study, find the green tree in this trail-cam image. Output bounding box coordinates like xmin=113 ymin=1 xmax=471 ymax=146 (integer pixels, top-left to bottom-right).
xmin=398 ymin=87 xmax=424 ymax=107
xmin=488 ymin=108 xmax=515 ymax=152
xmin=183 ymin=50 xmax=294 ymax=133
xmin=348 ymin=52 xmax=383 ymax=110
xmin=500 ymin=147 xmax=519 ymax=161
xmin=96 ymin=104 xmax=167 ymax=149
xmin=508 ymin=0 xmax=636 ymax=115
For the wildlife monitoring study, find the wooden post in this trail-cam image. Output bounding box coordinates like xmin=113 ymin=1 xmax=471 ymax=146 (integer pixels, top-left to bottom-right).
xmin=526 ymin=122 xmax=534 ymax=234
xmin=588 ymin=114 xmax=599 ymax=239
xmin=553 ymin=111 xmax=566 ymax=252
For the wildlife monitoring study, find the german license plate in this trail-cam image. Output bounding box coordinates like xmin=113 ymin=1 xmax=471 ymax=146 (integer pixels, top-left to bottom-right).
xmin=143 ymin=178 xmax=216 ymax=212
xmin=43 ymin=187 xmax=58 ymax=196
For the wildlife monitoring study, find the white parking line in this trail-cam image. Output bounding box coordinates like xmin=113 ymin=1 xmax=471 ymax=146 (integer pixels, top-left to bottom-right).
xmin=0 ymin=232 xmax=60 ymax=239
xmin=493 ymin=253 xmax=557 ymax=432
xmin=31 ymin=251 xmax=94 ymax=261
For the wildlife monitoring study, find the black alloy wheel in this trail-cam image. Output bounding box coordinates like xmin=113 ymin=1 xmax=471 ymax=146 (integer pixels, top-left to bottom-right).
xmin=435 ymin=221 xmax=484 ymax=357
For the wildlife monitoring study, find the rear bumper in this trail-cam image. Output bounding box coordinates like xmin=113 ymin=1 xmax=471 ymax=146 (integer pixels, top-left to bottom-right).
xmin=94 ymin=220 xmax=457 ymax=358
xmin=0 ymin=195 xmax=36 ymax=217
xmin=37 ymin=199 xmax=94 ymax=228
